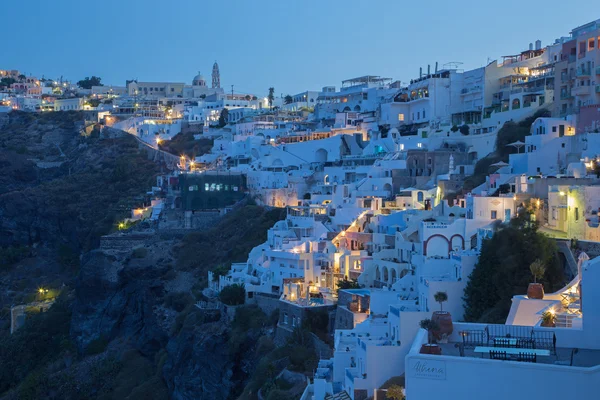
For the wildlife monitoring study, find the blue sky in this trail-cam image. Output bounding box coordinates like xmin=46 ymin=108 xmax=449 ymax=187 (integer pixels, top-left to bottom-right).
xmin=3 ymin=0 xmax=595 ymax=98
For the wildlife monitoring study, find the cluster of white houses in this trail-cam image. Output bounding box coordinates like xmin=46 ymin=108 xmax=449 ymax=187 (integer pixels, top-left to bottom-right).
xmin=197 ymin=19 xmax=600 ymax=400
xmin=3 ymin=18 xmax=600 ymax=400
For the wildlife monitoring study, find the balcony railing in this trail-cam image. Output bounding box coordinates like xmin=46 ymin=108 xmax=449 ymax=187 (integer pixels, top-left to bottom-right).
xmin=560 ymin=91 xmax=573 ymax=100
xmin=577 ymin=68 xmax=591 ymax=77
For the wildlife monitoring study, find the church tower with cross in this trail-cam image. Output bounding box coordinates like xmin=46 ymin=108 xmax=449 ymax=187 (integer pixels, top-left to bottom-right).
xmin=211 ymin=61 xmax=220 ymax=89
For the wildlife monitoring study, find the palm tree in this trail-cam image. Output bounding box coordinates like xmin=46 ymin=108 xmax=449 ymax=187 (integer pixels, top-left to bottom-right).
xmin=530 ymin=259 xmax=546 ymax=283
xmin=434 ymin=291 xmax=448 ymax=312
xmin=268 ymin=87 xmax=275 ymax=110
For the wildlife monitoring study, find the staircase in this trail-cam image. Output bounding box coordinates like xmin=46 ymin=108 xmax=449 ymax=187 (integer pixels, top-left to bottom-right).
xmin=556 ymin=240 xmax=578 ymax=278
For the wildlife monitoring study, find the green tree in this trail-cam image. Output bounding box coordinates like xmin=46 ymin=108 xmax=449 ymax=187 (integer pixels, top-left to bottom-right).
xmin=284 ymin=94 xmax=293 ymax=104
xmin=268 ymin=87 xmax=275 ymax=109
xmin=419 ymin=319 xmax=439 ymax=344
xmin=218 ymin=108 xmax=229 ymax=127
xmin=459 ymin=124 xmax=470 ymax=135
xmin=77 ymin=76 xmax=103 ymax=89
xmin=434 ymin=291 xmax=448 ymax=311
xmin=18 ymin=74 xmax=26 ymax=81
xmin=0 ymin=77 xmax=16 ymax=88
xmin=336 ymin=277 xmax=360 ymax=294
xmin=450 ymin=125 xmax=459 ymax=133
xmin=463 ymin=212 xmax=564 ymax=322
xmin=219 ymin=283 xmax=246 ymax=305
xmin=530 ymin=259 xmax=546 ymax=283
xmin=212 ymin=264 xmax=230 ymax=280
xmin=85 ymin=98 xmax=101 ymax=108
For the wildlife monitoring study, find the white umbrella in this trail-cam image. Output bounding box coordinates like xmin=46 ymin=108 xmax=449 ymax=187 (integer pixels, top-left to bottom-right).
xmin=506 ymin=141 xmax=526 ymax=153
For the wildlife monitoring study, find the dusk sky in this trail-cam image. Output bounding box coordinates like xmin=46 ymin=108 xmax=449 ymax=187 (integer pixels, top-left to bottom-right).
xmin=4 ymin=0 xmax=595 ymax=97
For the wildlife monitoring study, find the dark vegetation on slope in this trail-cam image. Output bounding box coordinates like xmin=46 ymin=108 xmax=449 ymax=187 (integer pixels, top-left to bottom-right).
xmin=463 ymin=211 xmax=566 ymax=323
xmin=174 ymin=204 xmax=286 ymax=286
xmin=462 ymin=108 xmax=551 ymax=192
xmin=0 ymin=111 xmax=162 ymax=321
xmin=0 ymin=199 xmax=288 ymax=399
xmin=158 ymin=131 xmax=213 ymax=160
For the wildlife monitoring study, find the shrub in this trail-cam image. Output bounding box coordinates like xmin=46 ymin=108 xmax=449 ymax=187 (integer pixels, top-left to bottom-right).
xmin=0 ymin=295 xmax=71 ymax=393
xmin=256 ymin=335 xmax=275 ymax=356
xmin=267 ymin=389 xmax=290 ymax=400
xmin=459 ymin=124 xmax=470 ymax=135
xmin=219 ymin=284 xmax=246 ymax=306
xmin=386 ymin=384 xmax=406 ymax=400
xmin=164 ymin=291 xmax=194 ymax=312
xmin=132 ymin=247 xmax=148 ymax=258
xmin=86 ymin=335 xmax=109 ymax=355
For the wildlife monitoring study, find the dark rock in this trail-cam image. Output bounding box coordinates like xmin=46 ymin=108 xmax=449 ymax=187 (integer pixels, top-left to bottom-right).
xmin=71 ymin=251 xmax=168 ymax=356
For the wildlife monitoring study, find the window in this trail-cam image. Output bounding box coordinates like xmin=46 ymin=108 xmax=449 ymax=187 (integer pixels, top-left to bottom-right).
xmin=575 ymin=207 xmax=579 ymax=221
xmin=552 ymin=126 xmax=557 ymax=133
xmin=284 ymin=313 xmax=288 ymax=324
xmin=491 ymin=210 xmax=497 ymax=219
xmin=398 ymin=113 xmax=404 ymax=121
xmin=559 ymin=125 xmax=565 ymax=137
xmin=292 ymin=317 xmax=296 ymax=327
xmin=423 ymin=109 xmax=426 ymax=119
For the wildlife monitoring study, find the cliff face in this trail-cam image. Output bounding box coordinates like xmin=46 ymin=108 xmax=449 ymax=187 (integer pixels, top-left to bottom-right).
xmin=163 ymin=314 xmax=234 ymax=400
xmin=71 ymin=250 xmax=169 ymax=356
xmin=0 ymin=112 xmax=288 ymax=399
xmin=0 ymin=111 xmax=161 ymax=251
xmin=70 ymin=246 xmax=265 ymax=400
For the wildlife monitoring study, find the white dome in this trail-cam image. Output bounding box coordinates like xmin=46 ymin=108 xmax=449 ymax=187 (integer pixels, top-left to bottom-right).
xmin=193 ymin=72 xmax=206 ymax=86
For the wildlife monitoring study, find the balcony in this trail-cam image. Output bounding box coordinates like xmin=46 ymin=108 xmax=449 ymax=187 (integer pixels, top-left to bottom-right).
xmin=560 ymin=91 xmax=573 ymax=100
xmin=577 ymin=68 xmax=591 ymax=77
xmin=572 ymin=85 xmax=592 ymax=96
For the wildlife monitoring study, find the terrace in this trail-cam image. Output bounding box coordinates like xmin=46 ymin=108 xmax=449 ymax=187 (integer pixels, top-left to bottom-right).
xmin=418 ymin=322 xmax=600 ymax=367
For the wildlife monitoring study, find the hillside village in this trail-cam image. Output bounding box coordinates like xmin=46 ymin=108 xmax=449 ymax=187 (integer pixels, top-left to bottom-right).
xmin=2 ymin=17 xmax=600 ymax=400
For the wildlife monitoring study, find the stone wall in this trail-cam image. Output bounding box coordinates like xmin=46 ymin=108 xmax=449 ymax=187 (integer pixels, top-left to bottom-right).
xmin=334 ymin=306 xmax=355 ymax=331
xmin=252 ymin=293 xmax=281 ymax=316
xmin=100 ymin=234 xmax=154 ymax=251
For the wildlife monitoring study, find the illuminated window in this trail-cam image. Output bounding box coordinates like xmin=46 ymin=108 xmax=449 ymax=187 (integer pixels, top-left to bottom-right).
xmin=398 ymin=113 xmax=405 ymax=121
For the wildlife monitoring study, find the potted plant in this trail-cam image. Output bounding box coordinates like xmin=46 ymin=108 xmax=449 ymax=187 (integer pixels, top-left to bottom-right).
xmin=431 ymin=291 xmax=453 ymax=340
xmin=527 ymin=259 xmax=546 ymax=299
xmin=419 ymin=319 xmax=442 ymax=355
xmin=540 ymin=309 xmax=556 ymax=327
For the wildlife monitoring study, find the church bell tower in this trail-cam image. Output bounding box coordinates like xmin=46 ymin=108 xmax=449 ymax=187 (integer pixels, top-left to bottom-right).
xmin=212 ymin=61 xmax=220 ymax=89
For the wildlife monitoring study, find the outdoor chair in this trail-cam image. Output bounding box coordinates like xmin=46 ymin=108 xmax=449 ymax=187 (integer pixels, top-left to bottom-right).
xmin=517 ymin=338 xmax=535 ymax=349
xmin=517 ymin=352 xmax=537 ymax=363
xmin=489 ymin=350 xmax=508 ymax=360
